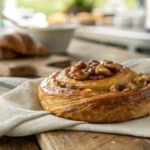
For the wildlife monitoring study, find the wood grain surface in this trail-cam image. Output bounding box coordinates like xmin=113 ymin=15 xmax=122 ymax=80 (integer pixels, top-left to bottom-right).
xmin=0 ymin=136 xmax=39 ymax=150
xmin=37 ymin=130 xmax=150 ymax=150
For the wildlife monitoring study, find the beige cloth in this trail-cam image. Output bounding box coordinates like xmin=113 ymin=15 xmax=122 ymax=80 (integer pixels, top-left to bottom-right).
xmin=0 ymin=58 xmax=150 ymax=137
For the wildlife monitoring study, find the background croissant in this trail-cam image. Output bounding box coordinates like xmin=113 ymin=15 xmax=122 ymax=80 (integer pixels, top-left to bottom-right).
xmin=39 ymin=60 xmax=150 ymax=123
xmin=0 ymin=32 xmax=51 ymax=60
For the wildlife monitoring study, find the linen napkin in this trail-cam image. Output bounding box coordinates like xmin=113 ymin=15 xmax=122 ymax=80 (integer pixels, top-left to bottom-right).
xmin=0 ymin=58 xmax=150 ymax=137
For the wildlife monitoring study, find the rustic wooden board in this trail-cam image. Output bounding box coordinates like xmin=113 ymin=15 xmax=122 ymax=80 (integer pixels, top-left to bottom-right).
xmin=0 ymin=136 xmax=39 ymax=150
xmin=0 ymin=55 xmax=71 ymax=77
xmin=36 ymin=131 xmax=150 ymax=150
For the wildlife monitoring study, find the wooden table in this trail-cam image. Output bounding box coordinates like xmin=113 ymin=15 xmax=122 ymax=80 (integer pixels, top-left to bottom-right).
xmin=0 ymin=38 xmax=150 ymax=150
xmin=0 ymin=136 xmax=39 ymax=150
xmin=68 ymin=38 xmax=150 ymax=63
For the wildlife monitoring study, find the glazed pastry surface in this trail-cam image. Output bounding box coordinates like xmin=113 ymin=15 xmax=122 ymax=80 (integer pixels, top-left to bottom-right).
xmin=39 ymin=60 xmax=150 ymax=122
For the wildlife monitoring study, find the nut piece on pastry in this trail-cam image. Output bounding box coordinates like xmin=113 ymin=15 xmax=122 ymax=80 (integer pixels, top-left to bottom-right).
xmin=38 ymin=60 xmax=150 ymax=123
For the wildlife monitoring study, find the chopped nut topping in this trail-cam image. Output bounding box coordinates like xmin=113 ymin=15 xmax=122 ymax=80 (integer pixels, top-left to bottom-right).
xmin=109 ymin=84 xmax=125 ymax=92
xmin=68 ymin=60 xmax=121 ymax=81
xmin=95 ymin=65 xmax=112 ymax=76
xmin=101 ymin=60 xmax=113 ymax=64
xmin=88 ymin=60 xmax=100 ymax=66
xmin=109 ymin=73 xmax=150 ymax=92
xmin=75 ymin=61 xmax=87 ymax=69
xmin=70 ymin=66 xmax=78 ymax=73
xmin=74 ymin=71 xmax=88 ymax=80
xmin=68 ymin=60 xmax=150 ymax=92
xmin=87 ymin=68 xmax=95 ymax=75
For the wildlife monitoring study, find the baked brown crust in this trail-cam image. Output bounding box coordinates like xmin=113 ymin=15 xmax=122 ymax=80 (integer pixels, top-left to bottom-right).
xmin=0 ymin=48 xmax=20 ymax=59
xmin=38 ymin=60 xmax=150 ymax=122
xmin=0 ymin=33 xmax=51 ymax=58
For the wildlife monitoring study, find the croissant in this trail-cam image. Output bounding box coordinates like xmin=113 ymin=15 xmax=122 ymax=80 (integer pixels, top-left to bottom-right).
xmin=0 ymin=48 xmax=20 ymax=59
xmin=38 ymin=60 xmax=150 ymax=122
xmin=0 ymin=33 xmax=51 ymax=59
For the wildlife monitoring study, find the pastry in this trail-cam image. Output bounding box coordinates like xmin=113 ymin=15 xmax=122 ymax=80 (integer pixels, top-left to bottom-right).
xmin=46 ymin=12 xmax=69 ymax=24
xmin=0 ymin=48 xmax=20 ymax=59
xmin=0 ymin=33 xmax=51 ymax=59
xmin=39 ymin=60 xmax=150 ymax=122
xmin=75 ymin=12 xmax=96 ymax=25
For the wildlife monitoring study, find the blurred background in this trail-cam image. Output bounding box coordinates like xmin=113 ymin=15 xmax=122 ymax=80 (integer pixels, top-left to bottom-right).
xmin=1 ymin=0 xmax=150 ymax=54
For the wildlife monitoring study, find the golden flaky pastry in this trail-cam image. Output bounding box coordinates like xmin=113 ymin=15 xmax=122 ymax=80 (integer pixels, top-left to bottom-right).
xmin=38 ymin=60 xmax=150 ymax=123
xmin=0 ymin=33 xmax=51 ymax=59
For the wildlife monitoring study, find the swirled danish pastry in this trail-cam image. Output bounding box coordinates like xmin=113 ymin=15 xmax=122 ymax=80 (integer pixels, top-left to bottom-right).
xmin=38 ymin=60 xmax=150 ymax=122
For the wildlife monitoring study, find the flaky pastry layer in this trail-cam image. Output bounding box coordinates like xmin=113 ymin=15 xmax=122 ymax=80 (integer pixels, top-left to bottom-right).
xmin=38 ymin=60 xmax=150 ymax=122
